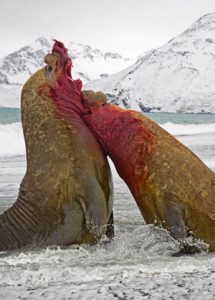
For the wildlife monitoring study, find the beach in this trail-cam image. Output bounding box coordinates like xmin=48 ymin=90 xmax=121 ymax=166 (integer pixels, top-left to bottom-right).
xmin=0 ymin=111 xmax=215 ymax=299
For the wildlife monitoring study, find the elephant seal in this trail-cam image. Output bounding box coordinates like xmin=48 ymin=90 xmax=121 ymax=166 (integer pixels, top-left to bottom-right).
xmin=75 ymin=90 xmax=215 ymax=254
xmin=0 ymin=42 xmax=113 ymax=251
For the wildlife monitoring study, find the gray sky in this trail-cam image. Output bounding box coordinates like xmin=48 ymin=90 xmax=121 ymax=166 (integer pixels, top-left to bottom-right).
xmin=0 ymin=0 xmax=215 ymax=58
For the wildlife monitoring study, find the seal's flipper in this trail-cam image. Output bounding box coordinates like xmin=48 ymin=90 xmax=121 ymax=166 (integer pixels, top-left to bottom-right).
xmin=164 ymin=199 xmax=187 ymax=240
xmin=106 ymin=210 xmax=114 ymax=240
xmin=164 ymin=198 xmax=206 ymax=255
xmin=77 ymin=191 xmax=106 ymax=237
xmin=172 ymin=243 xmax=203 ymax=256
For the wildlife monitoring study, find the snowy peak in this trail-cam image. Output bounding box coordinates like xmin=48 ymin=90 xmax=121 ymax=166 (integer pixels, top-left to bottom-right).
xmin=180 ymin=13 xmax=215 ymax=39
xmin=86 ymin=13 xmax=215 ymax=113
xmin=0 ymin=38 xmax=51 ymax=84
xmin=68 ymin=41 xmax=128 ymax=61
xmin=0 ymin=37 xmax=132 ymax=85
xmin=164 ymin=13 xmax=215 ymax=53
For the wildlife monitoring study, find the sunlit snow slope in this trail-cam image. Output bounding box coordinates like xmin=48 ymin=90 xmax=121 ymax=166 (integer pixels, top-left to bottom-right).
xmin=86 ymin=13 xmax=215 ymax=113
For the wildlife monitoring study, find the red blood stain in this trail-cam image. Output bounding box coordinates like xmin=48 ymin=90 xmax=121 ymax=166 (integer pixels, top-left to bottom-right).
xmin=82 ymin=104 xmax=156 ymax=197
xmin=52 ymin=40 xmax=72 ymax=78
xmin=48 ymin=40 xmax=86 ymax=118
xmin=47 ymin=40 xmax=156 ymax=198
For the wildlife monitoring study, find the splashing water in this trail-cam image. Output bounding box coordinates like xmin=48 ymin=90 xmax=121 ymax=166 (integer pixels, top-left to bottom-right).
xmin=1 ymin=112 xmax=215 ymax=299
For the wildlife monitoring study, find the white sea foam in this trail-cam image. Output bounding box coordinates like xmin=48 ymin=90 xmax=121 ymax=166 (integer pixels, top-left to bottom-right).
xmin=1 ymin=121 xmax=215 ymax=157
xmin=161 ymin=122 xmax=215 ymax=136
xmin=0 ymin=124 xmax=215 ymax=299
xmin=0 ymin=122 xmax=25 ymax=156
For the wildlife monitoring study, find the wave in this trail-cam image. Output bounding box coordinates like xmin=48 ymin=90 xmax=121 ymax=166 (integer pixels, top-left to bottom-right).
xmin=0 ymin=121 xmax=215 ymax=157
xmin=161 ymin=122 xmax=215 ymax=136
xmin=0 ymin=123 xmax=25 ymax=156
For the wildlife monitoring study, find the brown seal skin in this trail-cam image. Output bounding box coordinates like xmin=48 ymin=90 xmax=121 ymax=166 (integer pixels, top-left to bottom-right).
xmin=80 ymin=91 xmax=215 ymax=254
xmin=0 ymin=44 xmax=113 ymax=251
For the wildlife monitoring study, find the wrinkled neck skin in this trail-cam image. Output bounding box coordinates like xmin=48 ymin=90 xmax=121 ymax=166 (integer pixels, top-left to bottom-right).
xmin=83 ymin=104 xmax=156 ymax=197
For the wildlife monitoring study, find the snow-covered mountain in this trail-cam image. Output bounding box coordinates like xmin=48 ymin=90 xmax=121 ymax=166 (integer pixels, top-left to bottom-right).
xmin=0 ymin=37 xmax=132 ymax=107
xmin=86 ymin=13 xmax=215 ymax=113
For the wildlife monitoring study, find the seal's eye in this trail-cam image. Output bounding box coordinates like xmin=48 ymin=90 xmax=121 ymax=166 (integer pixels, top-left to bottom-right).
xmin=45 ymin=65 xmax=52 ymax=72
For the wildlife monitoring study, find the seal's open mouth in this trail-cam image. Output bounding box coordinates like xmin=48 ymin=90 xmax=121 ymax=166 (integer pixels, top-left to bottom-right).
xmin=44 ymin=40 xmax=108 ymax=116
xmin=45 ymin=40 xmax=72 ymax=77
xmin=43 ymin=40 xmax=86 ymax=116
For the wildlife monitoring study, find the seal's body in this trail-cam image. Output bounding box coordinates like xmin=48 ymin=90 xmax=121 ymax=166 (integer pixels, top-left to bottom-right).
xmin=81 ymin=91 xmax=215 ymax=252
xmin=0 ymin=44 xmax=113 ymax=251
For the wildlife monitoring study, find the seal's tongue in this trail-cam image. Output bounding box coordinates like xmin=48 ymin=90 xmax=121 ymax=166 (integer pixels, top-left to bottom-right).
xmin=52 ymin=39 xmax=72 ymax=78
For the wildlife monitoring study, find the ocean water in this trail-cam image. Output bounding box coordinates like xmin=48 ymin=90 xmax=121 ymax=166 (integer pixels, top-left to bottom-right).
xmin=0 ymin=108 xmax=215 ymax=299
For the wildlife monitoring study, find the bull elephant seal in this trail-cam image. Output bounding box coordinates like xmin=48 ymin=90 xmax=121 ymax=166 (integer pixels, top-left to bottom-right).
xmin=0 ymin=42 xmax=113 ymax=251
xmin=76 ymin=90 xmax=215 ymax=254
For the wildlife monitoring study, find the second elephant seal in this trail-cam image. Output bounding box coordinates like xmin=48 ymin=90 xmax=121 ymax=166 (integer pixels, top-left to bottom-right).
xmin=81 ymin=90 xmax=215 ymax=254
